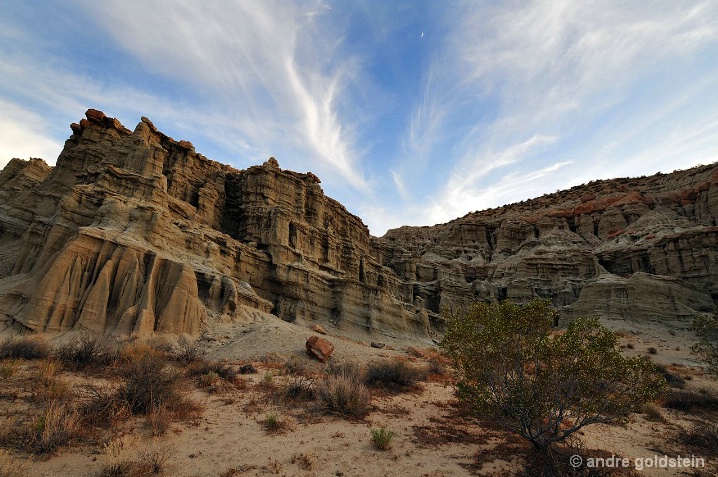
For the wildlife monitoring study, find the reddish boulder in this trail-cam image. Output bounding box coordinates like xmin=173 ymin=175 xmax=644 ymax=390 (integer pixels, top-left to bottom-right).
xmin=306 ymin=335 xmax=334 ymax=362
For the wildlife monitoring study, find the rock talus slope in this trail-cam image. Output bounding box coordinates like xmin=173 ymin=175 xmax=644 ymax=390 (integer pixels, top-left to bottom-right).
xmin=0 ymin=109 xmax=716 ymax=338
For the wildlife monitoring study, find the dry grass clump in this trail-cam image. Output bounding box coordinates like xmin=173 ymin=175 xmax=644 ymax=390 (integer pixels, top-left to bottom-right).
xmin=56 ymin=335 xmax=119 ymax=371
xmin=78 ymin=385 xmax=132 ymax=430
xmin=187 ymin=360 xmax=242 ymax=391
xmin=317 ymin=372 xmax=371 ymax=418
xmin=0 ymin=398 xmax=84 ymax=455
xmin=283 ymin=376 xmax=315 ymax=402
xmin=364 ymin=359 xmax=426 ymax=391
xmin=680 ymin=425 xmax=718 ymax=457
xmin=0 ymin=359 xmax=20 ymax=379
xmin=118 ymin=347 xmax=201 ymax=420
xmin=663 ymin=389 xmax=718 ymax=413
xmin=99 ymin=435 xmax=174 ymax=477
xmin=0 ymin=336 xmax=51 ymax=360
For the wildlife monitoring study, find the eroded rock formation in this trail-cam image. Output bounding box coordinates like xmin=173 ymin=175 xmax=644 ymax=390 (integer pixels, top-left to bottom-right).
xmin=374 ymin=164 xmax=718 ymax=326
xmin=1 ymin=109 xmax=716 ymax=338
xmin=0 ymin=110 xmax=430 ymax=339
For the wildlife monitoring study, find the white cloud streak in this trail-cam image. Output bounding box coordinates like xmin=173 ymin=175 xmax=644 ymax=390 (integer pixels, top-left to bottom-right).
xmin=80 ymin=0 xmax=369 ymax=190
xmin=386 ymin=0 xmax=718 ymax=234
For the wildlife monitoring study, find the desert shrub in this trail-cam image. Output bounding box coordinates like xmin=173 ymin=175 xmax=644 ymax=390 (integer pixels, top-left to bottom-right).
xmin=284 ymin=376 xmax=315 ymax=401
xmin=326 ymin=361 xmax=363 ymax=381
xmin=99 ymin=435 xmax=174 ymax=477
xmin=79 ymin=385 xmax=131 ymax=430
xmin=0 ymin=336 xmax=51 ymax=360
xmin=238 ymin=363 xmax=257 ymax=374
xmin=647 ymin=347 xmax=657 ymax=355
xmin=174 ymin=334 xmax=202 ymax=363
xmin=283 ymin=355 xmax=308 ymax=376
xmin=680 ymin=425 xmax=718 ymax=456
xmin=370 ymin=428 xmax=394 ymax=450
xmin=134 ymin=442 xmax=174 ymax=474
xmin=640 ymin=403 xmax=664 ymax=422
xmin=692 ymin=312 xmax=718 ymax=375
xmin=29 ymin=399 xmax=82 ymax=454
xmin=365 ymin=359 xmax=425 ymax=390
xmin=189 ymin=361 xmax=239 ymax=384
xmin=653 ymin=364 xmax=686 ymax=389
xmin=441 ymin=298 xmax=666 ymax=452
xmin=663 ymin=390 xmax=718 ymax=412
xmin=317 ymin=374 xmax=370 ymax=418
xmin=117 ymin=349 xmax=185 ymax=416
xmin=198 ymin=370 xmax=222 ymax=388
xmin=56 ymin=335 xmax=117 ymax=370
xmin=262 ymin=412 xmax=285 ymax=433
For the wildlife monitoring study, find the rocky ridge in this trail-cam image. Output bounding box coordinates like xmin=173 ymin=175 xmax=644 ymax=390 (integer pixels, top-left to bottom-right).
xmin=0 ymin=109 xmax=716 ymax=339
xmin=374 ymin=162 xmax=718 ymax=325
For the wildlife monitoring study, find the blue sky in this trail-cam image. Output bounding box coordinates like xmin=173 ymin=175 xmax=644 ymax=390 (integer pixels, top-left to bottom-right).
xmin=1 ymin=1 xmax=717 ymax=236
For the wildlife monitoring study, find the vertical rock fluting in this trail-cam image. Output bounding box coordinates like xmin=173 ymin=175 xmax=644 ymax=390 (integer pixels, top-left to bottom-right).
xmin=1 ymin=108 xmax=716 ymax=337
xmin=0 ymin=110 xmax=426 ymax=339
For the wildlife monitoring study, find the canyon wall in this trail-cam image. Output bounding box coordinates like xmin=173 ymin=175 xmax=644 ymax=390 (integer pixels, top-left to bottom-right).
xmin=1 ymin=109 xmax=716 ymax=339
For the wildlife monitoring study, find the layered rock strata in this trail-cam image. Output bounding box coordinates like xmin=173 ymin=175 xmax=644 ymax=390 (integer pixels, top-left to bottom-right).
xmin=373 ymin=164 xmax=718 ymax=325
xmin=1 ymin=109 xmax=716 ymax=338
xmin=0 ymin=110 xmax=429 ymax=339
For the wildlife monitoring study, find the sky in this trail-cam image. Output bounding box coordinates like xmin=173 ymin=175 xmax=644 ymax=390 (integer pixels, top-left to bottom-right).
xmin=1 ymin=1 xmax=717 ymax=236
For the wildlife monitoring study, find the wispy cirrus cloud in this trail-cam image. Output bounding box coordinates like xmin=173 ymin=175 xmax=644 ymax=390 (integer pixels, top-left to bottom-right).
xmin=80 ymin=0 xmax=369 ymax=190
xmin=388 ymin=0 xmax=718 ymax=232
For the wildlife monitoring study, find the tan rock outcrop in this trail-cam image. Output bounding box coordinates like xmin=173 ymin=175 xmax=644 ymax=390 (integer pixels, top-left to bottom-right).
xmin=1 ymin=108 xmax=716 ymax=338
xmin=0 ymin=109 xmax=428 ymax=340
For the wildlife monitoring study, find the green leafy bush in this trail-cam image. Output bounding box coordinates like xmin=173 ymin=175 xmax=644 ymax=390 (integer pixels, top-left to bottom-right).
xmin=441 ymin=298 xmax=666 ymax=451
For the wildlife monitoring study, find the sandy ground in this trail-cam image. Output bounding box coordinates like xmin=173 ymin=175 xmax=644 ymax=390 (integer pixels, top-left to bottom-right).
xmin=1 ymin=309 xmax=717 ymax=477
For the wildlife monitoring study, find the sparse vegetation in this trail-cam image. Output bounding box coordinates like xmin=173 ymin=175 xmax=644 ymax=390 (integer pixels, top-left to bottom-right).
xmin=262 ymin=412 xmax=287 ymax=433
xmin=284 ymin=376 xmax=315 ymax=401
xmin=370 ymin=428 xmax=395 ymax=450
xmin=317 ymin=372 xmax=371 ymax=418
xmin=118 ymin=348 xmax=186 ymax=416
xmin=441 ymin=298 xmax=666 ymax=452
xmin=680 ymin=425 xmax=718 ymax=457
xmin=0 ymin=336 xmax=51 ymax=360
xmin=29 ymin=398 xmax=82 ymax=454
xmin=365 ymin=359 xmax=425 ymax=391
xmin=663 ymin=389 xmax=718 ymax=412
xmin=56 ymin=334 xmax=117 ymax=370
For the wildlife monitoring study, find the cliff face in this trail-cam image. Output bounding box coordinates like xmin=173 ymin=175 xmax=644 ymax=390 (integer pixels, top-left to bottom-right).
xmin=0 ymin=110 xmax=430 ymax=339
xmin=1 ymin=109 xmax=716 ymax=338
xmin=374 ymin=164 xmax=718 ymax=325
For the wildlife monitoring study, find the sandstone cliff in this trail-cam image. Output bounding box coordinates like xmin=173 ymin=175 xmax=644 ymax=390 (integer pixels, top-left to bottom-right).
xmin=0 ymin=110 xmax=430 ymax=339
xmin=1 ymin=109 xmax=716 ymax=339
xmin=374 ymin=163 xmax=718 ymax=326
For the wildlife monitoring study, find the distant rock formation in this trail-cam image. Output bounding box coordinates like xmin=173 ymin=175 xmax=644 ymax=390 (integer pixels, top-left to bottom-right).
xmin=374 ymin=163 xmax=718 ymax=326
xmin=0 ymin=109 xmax=716 ymax=338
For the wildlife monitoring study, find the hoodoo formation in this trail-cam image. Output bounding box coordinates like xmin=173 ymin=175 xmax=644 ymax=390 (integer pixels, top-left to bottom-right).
xmin=0 ymin=110 xmax=716 ymax=338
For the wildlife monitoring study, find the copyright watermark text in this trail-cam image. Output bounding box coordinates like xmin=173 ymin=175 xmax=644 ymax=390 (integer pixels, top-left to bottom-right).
xmin=570 ymin=454 xmax=705 ymax=471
